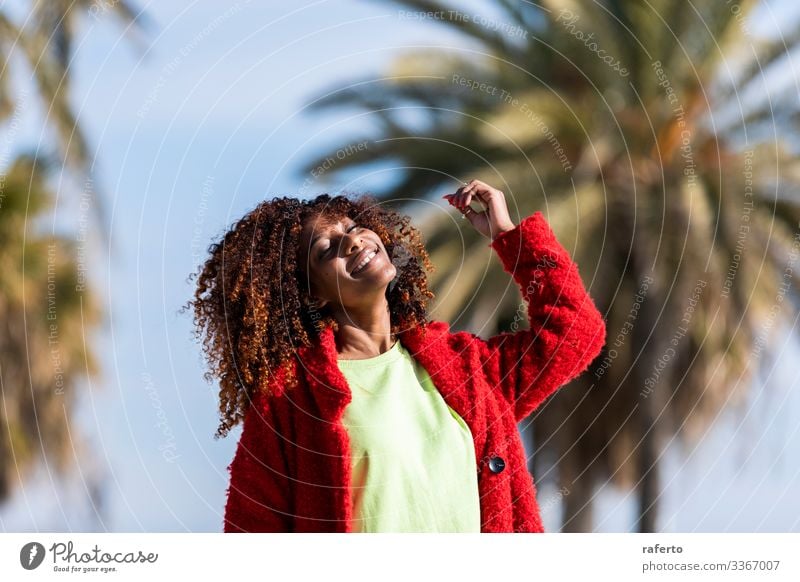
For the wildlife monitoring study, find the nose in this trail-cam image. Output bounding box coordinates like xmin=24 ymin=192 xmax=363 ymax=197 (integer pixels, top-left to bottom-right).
xmin=345 ymin=233 xmax=365 ymax=255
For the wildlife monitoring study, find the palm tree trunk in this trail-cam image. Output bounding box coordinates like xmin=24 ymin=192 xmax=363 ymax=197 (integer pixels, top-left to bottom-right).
xmin=627 ymin=214 xmax=665 ymax=533
xmin=559 ymin=440 xmax=594 ymax=532
xmin=561 ymin=473 xmax=594 ymax=532
xmin=611 ymin=193 xmax=666 ymax=533
xmin=636 ymin=397 xmax=660 ymax=532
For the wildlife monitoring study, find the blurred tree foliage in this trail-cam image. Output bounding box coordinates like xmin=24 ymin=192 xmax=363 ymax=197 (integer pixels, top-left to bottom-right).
xmin=0 ymin=1 xmax=145 ymax=512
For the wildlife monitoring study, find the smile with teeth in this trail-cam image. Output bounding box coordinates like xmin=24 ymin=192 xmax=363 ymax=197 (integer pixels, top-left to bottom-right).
xmin=352 ymin=248 xmax=378 ymax=274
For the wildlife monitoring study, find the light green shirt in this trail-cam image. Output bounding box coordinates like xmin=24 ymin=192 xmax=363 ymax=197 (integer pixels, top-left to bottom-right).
xmin=337 ymin=339 xmax=481 ymax=533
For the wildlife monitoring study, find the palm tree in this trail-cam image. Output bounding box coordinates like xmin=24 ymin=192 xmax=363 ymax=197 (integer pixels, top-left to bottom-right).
xmin=299 ymin=0 xmax=800 ymax=531
xmin=0 ymin=153 xmax=102 ymax=504
xmin=0 ymin=2 xmax=145 ymax=511
xmin=1 ymin=1 xmax=148 ymax=171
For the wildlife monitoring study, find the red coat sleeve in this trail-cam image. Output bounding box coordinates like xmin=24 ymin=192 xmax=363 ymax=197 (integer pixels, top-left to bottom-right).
xmin=477 ymin=211 xmax=607 ymax=422
xmin=223 ymin=394 xmax=293 ymax=532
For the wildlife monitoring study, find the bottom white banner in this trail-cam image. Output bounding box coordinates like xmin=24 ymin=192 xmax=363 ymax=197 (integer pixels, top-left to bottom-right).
xmin=1 ymin=533 xmax=797 ymax=581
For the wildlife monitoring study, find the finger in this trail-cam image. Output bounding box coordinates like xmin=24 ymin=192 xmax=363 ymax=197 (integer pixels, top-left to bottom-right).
xmin=463 ymin=190 xmax=473 ymax=209
xmin=466 ymin=178 xmax=483 ymax=189
xmin=462 ymin=190 xmax=478 ymax=209
xmin=463 ymin=181 xmax=485 ymax=199
xmin=463 ymin=181 xmax=482 ymax=197
xmin=459 ymin=180 xmax=477 ymax=197
xmin=472 ymin=184 xmax=495 ymax=206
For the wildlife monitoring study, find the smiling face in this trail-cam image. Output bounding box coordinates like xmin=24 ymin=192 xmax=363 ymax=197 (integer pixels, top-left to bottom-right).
xmin=299 ymin=213 xmax=397 ymax=311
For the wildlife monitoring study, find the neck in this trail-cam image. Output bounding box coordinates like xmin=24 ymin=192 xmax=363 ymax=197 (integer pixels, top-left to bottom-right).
xmin=331 ymin=297 xmax=396 ymax=359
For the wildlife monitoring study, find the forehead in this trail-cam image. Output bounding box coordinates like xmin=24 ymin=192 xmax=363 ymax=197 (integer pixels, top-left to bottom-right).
xmin=302 ymin=213 xmax=351 ymax=244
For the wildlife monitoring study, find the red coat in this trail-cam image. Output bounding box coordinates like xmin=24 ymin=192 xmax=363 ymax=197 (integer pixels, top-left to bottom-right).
xmin=223 ymin=211 xmax=606 ymax=532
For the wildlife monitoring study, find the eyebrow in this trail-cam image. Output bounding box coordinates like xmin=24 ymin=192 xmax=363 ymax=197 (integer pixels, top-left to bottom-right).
xmin=310 ymin=219 xmax=352 ymax=249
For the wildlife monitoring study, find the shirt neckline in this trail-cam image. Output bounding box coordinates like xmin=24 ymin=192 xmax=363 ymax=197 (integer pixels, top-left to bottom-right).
xmin=336 ymin=339 xmax=403 ymax=368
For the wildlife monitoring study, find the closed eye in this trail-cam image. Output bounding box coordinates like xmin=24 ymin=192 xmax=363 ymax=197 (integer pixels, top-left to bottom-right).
xmin=318 ymin=224 xmax=360 ymax=259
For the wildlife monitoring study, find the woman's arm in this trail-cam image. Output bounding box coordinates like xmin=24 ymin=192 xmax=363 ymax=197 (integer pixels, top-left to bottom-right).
xmin=481 ymin=211 xmax=606 ymax=421
xmin=444 ymin=180 xmax=606 ymax=422
xmin=223 ymin=395 xmax=293 ymax=532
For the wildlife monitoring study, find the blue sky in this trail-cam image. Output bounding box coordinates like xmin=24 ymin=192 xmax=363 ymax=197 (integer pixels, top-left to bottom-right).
xmin=1 ymin=0 xmax=799 ymax=532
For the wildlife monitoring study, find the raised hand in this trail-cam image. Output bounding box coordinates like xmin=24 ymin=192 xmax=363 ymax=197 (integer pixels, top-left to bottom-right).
xmin=443 ymin=179 xmax=516 ymax=240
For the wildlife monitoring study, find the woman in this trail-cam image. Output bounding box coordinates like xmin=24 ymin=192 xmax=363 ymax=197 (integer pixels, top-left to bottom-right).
xmin=189 ymin=179 xmax=606 ymax=532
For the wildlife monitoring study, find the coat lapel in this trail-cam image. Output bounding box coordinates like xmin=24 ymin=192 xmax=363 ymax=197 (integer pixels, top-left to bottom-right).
xmin=298 ymin=321 xmax=478 ymax=427
xmin=297 ymin=320 xmax=459 ymax=422
xmin=291 ymin=320 xmax=479 ymax=532
xmin=296 ymin=325 xmax=352 ymax=422
xmin=293 ymin=326 xmax=353 ymax=531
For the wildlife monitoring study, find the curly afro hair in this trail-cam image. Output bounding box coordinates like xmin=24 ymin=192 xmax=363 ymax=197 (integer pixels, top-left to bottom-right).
xmin=187 ymin=193 xmax=436 ymax=438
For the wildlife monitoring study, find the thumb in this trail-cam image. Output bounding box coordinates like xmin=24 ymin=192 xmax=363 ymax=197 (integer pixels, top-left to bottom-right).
xmin=463 ymin=205 xmax=490 ymax=237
